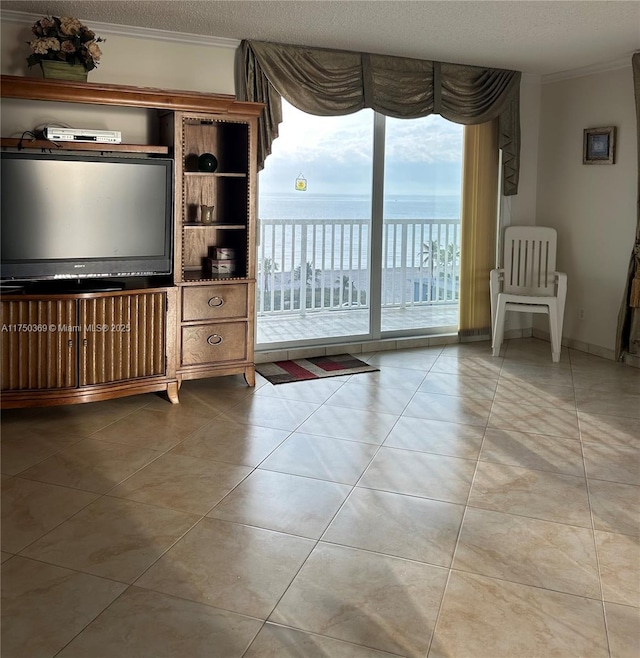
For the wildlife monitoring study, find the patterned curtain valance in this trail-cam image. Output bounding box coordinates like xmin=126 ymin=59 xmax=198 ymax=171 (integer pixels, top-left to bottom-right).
xmin=238 ymin=39 xmax=522 ymax=195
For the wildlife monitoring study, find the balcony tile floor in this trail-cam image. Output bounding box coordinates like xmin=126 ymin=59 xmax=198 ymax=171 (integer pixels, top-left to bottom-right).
xmin=257 ymin=304 xmax=459 ymax=344
xmin=2 ymin=338 xmax=639 ymax=657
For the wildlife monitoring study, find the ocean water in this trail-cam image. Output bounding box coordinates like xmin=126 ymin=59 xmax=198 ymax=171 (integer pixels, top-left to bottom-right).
xmin=259 ymin=193 xmax=460 ymax=221
xmin=257 ymin=193 xmax=461 ymax=272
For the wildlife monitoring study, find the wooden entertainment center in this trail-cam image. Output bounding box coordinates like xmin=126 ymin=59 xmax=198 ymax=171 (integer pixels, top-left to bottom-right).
xmin=0 ymin=75 xmax=263 ymax=408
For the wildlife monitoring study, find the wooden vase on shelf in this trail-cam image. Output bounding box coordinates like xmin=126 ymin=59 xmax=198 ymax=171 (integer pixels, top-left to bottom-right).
xmin=40 ymin=61 xmax=88 ymax=82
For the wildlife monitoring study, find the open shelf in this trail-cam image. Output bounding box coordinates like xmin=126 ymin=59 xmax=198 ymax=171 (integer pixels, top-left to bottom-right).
xmin=0 ymin=138 xmax=169 ymax=154
xmin=182 ymin=270 xmax=247 ymax=282
xmin=183 ymin=223 xmax=247 ymax=229
xmin=183 ymin=172 xmax=247 ymax=178
xmin=0 ymin=75 xmax=260 ymax=115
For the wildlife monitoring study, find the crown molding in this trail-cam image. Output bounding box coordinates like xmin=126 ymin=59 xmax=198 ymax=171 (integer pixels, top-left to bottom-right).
xmin=542 ymin=54 xmax=633 ymax=84
xmin=0 ymin=9 xmax=240 ymax=49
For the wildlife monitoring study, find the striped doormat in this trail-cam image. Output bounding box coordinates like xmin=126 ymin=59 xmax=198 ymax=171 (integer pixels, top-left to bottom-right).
xmin=256 ymin=354 xmax=378 ymax=385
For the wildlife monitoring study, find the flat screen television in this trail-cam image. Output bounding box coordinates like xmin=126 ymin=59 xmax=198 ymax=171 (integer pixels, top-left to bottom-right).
xmin=1 ymin=152 xmax=173 ymax=289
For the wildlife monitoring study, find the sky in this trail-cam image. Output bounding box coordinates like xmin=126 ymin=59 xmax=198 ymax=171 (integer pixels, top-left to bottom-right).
xmin=259 ymin=100 xmax=464 ymax=197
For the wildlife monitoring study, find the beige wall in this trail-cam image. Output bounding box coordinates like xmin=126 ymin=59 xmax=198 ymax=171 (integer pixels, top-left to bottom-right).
xmin=1 ymin=19 xmax=236 ymax=92
xmin=503 ymin=74 xmax=541 ymax=229
xmin=536 ymin=66 xmax=637 ymax=353
xmin=1 ymin=16 xmax=237 ymax=140
xmin=501 ymin=74 xmax=542 ymax=333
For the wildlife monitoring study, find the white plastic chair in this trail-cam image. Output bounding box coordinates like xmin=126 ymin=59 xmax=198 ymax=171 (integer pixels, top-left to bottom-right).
xmin=490 ymin=226 xmax=567 ymax=362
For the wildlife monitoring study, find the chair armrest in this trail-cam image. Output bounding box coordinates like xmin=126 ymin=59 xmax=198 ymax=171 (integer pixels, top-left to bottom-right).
xmin=554 ymin=271 xmax=567 ymax=294
xmin=554 ymin=272 xmax=568 ymax=321
xmin=490 ymin=268 xmax=504 ymax=290
xmin=489 ymin=269 xmax=504 ymax=329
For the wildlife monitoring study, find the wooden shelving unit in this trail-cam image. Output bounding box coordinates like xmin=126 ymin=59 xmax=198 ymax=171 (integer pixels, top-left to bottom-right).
xmin=0 ymin=75 xmax=264 ymax=407
xmin=173 ymin=110 xmax=260 ymax=386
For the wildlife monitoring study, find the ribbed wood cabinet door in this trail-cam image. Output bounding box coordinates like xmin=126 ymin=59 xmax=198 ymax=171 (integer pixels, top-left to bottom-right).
xmin=1 ymin=299 xmax=77 ymax=390
xmin=79 ymin=292 xmax=166 ymax=386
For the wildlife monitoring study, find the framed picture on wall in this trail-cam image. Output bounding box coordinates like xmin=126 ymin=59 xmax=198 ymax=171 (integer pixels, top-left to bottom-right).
xmin=583 ymin=126 xmax=616 ymax=164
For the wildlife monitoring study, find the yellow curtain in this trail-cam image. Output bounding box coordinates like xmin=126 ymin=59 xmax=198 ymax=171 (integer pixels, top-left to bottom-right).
xmin=458 ymin=120 xmax=499 ymax=337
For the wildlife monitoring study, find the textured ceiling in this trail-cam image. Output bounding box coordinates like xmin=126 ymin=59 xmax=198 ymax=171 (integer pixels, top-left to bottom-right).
xmin=2 ymin=1 xmax=639 ymax=75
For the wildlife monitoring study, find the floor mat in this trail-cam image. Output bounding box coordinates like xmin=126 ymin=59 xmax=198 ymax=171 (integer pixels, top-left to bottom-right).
xmin=256 ymin=354 xmax=379 ymax=384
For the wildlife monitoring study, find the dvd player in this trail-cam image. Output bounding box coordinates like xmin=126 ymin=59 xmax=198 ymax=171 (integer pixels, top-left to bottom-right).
xmin=45 ymin=127 xmax=122 ymax=144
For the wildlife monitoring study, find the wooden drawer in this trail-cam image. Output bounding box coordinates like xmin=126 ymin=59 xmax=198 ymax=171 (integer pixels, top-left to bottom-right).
xmin=181 ymin=322 xmax=247 ymax=366
xmin=182 ymin=284 xmax=247 ymax=322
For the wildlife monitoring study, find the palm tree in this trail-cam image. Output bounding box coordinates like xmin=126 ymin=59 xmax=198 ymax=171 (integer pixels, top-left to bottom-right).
xmin=294 ymin=261 xmax=321 ymax=287
xmin=419 ymin=240 xmax=460 ymax=279
xmin=419 ymin=239 xmax=439 ymax=281
xmin=418 ymin=239 xmax=460 ymax=300
xmin=337 ymin=275 xmax=358 ymax=305
xmin=259 ymin=257 xmax=279 ymax=292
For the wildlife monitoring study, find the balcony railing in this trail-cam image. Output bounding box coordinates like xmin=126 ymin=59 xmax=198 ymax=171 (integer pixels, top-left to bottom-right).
xmin=257 ymin=218 xmax=461 ymax=316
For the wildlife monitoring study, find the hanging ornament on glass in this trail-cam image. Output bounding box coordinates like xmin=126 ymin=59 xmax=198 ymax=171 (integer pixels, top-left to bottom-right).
xmin=295 ymin=172 xmax=307 ymax=192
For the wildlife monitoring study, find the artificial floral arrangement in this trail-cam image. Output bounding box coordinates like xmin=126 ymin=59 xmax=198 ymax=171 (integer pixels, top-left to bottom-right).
xmin=27 ymin=16 xmax=104 ymax=71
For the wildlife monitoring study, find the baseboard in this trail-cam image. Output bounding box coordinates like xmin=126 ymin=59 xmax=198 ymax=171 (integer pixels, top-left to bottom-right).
xmin=458 ymin=328 xmax=491 ymax=342
xmin=531 ymin=328 xmax=618 ymax=362
xmin=255 ymin=333 xmax=459 ymax=363
xmin=255 ymin=327 xmax=541 ymax=363
xmin=622 ymin=352 xmax=640 ymax=369
xmin=503 ymin=327 xmax=533 ymax=341
xmin=256 ymin=328 xmax=640 ymax=369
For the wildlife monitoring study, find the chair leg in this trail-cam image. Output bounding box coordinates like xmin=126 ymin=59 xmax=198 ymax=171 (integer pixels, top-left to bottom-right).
xmin=492 ymin=298 xmax=507 ymax=357
xmin=548 ymin=303 xmax=561 ymax=363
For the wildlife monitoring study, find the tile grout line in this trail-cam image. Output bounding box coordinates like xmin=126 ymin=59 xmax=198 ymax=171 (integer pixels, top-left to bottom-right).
xmin=3 ymin=340 xmax=636 ymax=657
xmin=250 ymin=348 xmax=495 ymax=649
xmin=424 ymin=345 xmax=502 ymax=657
xmin=50 ymin=584 xmax=133 ymax=658
xmin=249 ymin=349 xmax=404 ymax=630
xmin=242 ymin=347 xmax=439 ymax=657
xmin=29 ymin=356 xmax=418 ymax=635
xmin=241 ymin=620 xmax=410 ymax=658
xmin=572 ymin=342 xmax=614 ymax=658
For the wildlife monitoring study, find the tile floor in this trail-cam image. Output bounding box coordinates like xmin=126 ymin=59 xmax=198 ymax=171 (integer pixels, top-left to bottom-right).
xmin=1 ymin=337 xmax=639 ymax=658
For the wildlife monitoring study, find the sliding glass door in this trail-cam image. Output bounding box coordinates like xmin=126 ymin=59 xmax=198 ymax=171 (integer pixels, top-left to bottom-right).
xmin=381 ymin=115 xmax=463 ymax=334
xmin=256 ymin=101 xmax=374 ymax=345
xmin=256 ymin=102 xmax=463 ymax=348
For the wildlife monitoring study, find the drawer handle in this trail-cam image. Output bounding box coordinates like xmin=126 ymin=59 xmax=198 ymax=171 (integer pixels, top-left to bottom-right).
xmin=207 ymin=334 xmax=223 ymax=346
xmin=208 ymin=296 xmax=224 ymax=308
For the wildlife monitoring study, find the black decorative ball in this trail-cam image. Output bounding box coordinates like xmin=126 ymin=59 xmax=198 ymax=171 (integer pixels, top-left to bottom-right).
xmin=198 ymin=153 xmax=218 ymax=173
